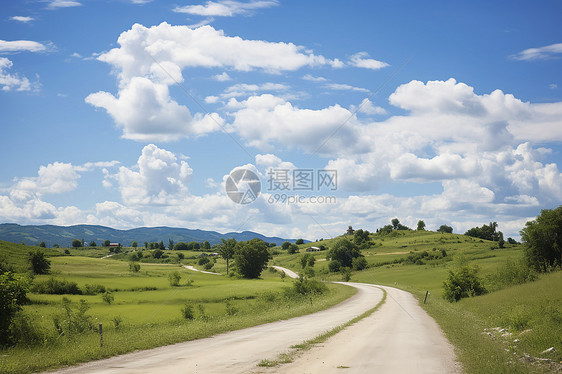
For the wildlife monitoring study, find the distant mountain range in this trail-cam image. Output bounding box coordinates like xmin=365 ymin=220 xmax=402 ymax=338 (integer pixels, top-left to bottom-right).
xmin=0 ymin=223 xmax=302 ymax=248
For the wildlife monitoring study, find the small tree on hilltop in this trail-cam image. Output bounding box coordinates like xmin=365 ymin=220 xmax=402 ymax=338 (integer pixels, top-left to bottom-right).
xmin=39 ymin=241 xmax=46 ymax=248
xmin=281 ymin=241 xmax=291 ymax=250
xmin=233 ymin=238 xmax=271 ymax=279
xmin=72 ymin=239 xmax=82 ymax=248
xmin=295 ymin=238 xmax=304 ymax=245
xmin=417 ymin=220 xmax=426 ymax=231
xmin=437 ymin=225 xmax=453 ymax=234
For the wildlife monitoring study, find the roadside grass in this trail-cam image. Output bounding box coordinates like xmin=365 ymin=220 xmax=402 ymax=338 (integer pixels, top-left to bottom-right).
xmin=0 ymin=253 xmax=356 ymax=374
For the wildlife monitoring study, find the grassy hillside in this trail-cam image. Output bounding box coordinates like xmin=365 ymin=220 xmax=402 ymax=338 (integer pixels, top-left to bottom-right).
xmin=270 ymin=230 xmax=561 ymax=373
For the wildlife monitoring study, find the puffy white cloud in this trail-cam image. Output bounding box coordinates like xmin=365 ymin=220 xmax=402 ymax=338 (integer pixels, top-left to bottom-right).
xmin=510 ymin=42 xmax=562 ymax=61
xmin=348 ymin=52 xmax=389 ymax=70
xmin=0 ymin=40 xmax=47 ymax=53
xmin=10 ymin=16 xmax=35 ymax=23
xmin=108 ymin=144 xmax=193 ymax=205
xmin=86 ymin=77 xmax=222 ymax=141
xmin=173 ymin=0 xmax=279 ymax=17
xmin=0 ymin=58 xmax=32 ymax=91
xmin=230 ymin=94 xmax=366 ymax=153
xmin=87 ymin=22 xmax=341 ymax=141
xmin=12 ymin=162 xmax=80 ymax=196
xmin=354 ymin=98 xmax=387 ymax=115
xmin=213 ymin=72 xmax=231 ymax=81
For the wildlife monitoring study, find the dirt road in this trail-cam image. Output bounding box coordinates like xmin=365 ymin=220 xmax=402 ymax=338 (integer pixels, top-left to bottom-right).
xmin=46 ymin=267 xmax=460 ymax=374
xmin=262 ymin=284 xmax=461 ymax=373
xmin=47 ymin=283 xmax=385 ymax=374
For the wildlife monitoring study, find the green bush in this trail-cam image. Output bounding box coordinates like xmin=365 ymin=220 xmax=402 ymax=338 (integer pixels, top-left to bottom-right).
xmin=352 ymin=256 xmax=368 ymax=270
xmin=52 ymin=298 xmax=93 ymax=338
xmin=290 ymin=275 xmax=327 ymax=296
xmin=83 ymin=283 xmax=106 ymax=295
xmin=489 ymin=257 xmax=537 ymax=290
xmin=0 ymin=272 xmax=30 ymax=346
xmin=168 ymin=271 xmax=181 ymax=287
xmin=300 ymin=253 xmax=316 ymax=268
xmin=443 ymin=265 xmax=487 ymax=302
xmin=129 ymin=262 xmax=141 ymax=273
xmin=102 ymin=291 xmax=114 ymax=305
xmin=198 ymin=257 xmax=210 ymax=266
xmin=32 ymin=277 xmax=82 ymax=295
xmin=28 ymin=250 xmax=50 ymax=275
xmin=328 ymin=260 xmax=341 ymax=272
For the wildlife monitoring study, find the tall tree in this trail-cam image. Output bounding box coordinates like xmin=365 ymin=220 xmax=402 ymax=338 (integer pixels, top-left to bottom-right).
xmin=521 ymin=206 xmax=562 ymax=272
xmin=417 ymin=220 xmax=426 ymax=231
xmin=218 ymin=238 xmax=236 ymax=275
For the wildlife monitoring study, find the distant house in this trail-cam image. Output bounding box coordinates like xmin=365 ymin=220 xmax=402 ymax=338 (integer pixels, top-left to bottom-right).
xmin=305 ymin=246 xmax=322 ymax=252
xmin=347 ymin=226 xmax=355 ymax=235
xmin=109 ymin=243 xmax=121 ymax=247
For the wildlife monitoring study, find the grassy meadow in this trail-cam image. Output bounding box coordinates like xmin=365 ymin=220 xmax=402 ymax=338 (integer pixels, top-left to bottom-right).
xmin=0 ymin=241 xmax=355 ymax=374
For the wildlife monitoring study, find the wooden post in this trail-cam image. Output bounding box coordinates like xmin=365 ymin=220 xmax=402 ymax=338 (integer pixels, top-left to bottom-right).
xmin=99 ymin=323 xmax=103 ymax=347
xmin=424 ymin=290 xmax=429 ymax=304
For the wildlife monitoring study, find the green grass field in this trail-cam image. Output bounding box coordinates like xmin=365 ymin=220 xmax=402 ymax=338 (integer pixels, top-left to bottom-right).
xmin=0 ymin=241 xmax=355 ymax=374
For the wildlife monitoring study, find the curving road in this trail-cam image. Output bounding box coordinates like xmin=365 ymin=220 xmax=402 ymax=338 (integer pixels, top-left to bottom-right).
xmin=46 ymin=268 xmax=460 ymax=374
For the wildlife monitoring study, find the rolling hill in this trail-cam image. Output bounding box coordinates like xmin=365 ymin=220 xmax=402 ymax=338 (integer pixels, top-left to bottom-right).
xmin=0 ymin=223 xmax=300 ymax=247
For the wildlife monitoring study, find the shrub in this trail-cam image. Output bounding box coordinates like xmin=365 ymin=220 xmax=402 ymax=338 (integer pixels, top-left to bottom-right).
xmin=0 ymin=272 xmax=30 ymax=346
xmin=328 ymin=238 xmax=362 ymax=269
xmin=291 ymin=275 xmax=327 ymax=296
xmin=198 ymin=257 xmax=210 ymax=266
xmin=287 ymin=244 xmax=299 ymax=254
xmin=53 ymin=298 xmax=93 ymax=338
xmin=204 ymin=262 xmax=213 ymax=271
xmin=234 ymin=239 xmax=272 ymax=279
xmin=303 ymin=266 xmax=315 ymax=278
xmin=443 ymin=265 xmax=487 ymax=302
xmin=328 ymin=260 xmax=341 ymax=272
xmin=83 ymin=283 xmax=106 ymax=295
xmin=489 ymin=257 xmax=537 ymax=289
xmin=32 ymin=277 xmax=82 ymax=295
xmin=112 ymin=315 xmax=122 ymax=329
xmin=102 ymin=291 xmax=114 ymax=304
xmin=295 ymin=238 xmax=304 ymax=245
xmin=300 ymin=253 xmax=315 ymax=268
xmin=168 ymin=271 xmax=181 ymax=287
xmin=129 ymin=262 xmax=141 ymax=273
xmin=181 ymin=303 xmax=195 ymax=320
xmin=225 ymin=299 xmax=238 ymax=316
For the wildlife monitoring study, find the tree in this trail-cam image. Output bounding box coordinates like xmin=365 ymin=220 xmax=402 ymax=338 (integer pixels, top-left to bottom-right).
xmin=233 ymin=239 xmax=271 ymax=278
xmin=287 ymin=243 xmax=299 ymax=254
xmin=131 ymin=241 xmax=138 ymax=248
xmin=391 ymin=218 xmax=400 ymax=230
xmin=521 ymin=206 xmax=562 ymax=272
xmin=152 ymin=248 xmax=163 ymax=259
xmin=103 ymin=240 xmax=111 ymax=247
xmin=442 ymin=265 xmax=486 ymax=302
xmin=39 ymin=241 xmax=46 ymax=248
xmin=168 ymin=271 xmax=181 ymax=286
xmin=417 ymin=220 xmax=426 ymax=231
xmin=328 ymin=238 xmax=363 ymax=270
xmin=168 ymin=239 xmax=175 ymax=250
xmin=89 ymin=241 xmax=97 ymax=247
xmin=295 ymin=238 xmax=304 ymax=245
xmin=437 ymin=225 xmax=453 ymax=234
xmin=202 ymin=241 xmax=211 ymax=250
xmin=129 ymin=262 xmax=140 ymax=273
xmin=281 ymin=241 xmax=291 ymax=250
xmin=159 ymin=240 xmax=165 ymax=250
xmin=71 ymin=239 xmax=82 ymax=248
xmin=353 ymin=229 xmax=371 ymax=248
xmin=465 ymin=222 xmax=503 ymax=242
xmin=300 ymin=253 xmax=316 ymax=268
xmin=218 ymin=238 xmax=236 ymax=275
xmin=28 ymin=250 xmax=50 ymax=274
xmin=0 ymin=272 xmax=29 ymax=346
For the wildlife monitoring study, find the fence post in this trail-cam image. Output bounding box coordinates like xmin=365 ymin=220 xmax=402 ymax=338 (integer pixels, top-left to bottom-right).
xmin=424 ymin=290 xmax=429 ymax=304
xmin=99 ymin=323 xmax=103 ymax=347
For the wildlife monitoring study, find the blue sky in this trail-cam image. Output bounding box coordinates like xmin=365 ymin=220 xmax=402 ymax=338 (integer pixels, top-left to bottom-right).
xmin=1 ymin=0 xmax=561 ymax=240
